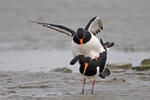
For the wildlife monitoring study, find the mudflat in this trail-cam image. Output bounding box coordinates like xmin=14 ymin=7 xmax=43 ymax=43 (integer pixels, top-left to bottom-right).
xmin=0 ymin=70 xmax=150 ymax=100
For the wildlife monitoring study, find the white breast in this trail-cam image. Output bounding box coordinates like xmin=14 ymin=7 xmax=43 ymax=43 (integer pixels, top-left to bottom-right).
xmin=71 ymin=34 xmax=105 ymax=59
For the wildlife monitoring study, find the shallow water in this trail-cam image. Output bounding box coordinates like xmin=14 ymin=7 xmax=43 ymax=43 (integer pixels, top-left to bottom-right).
xmin=0 ymin=50 xmax=149 ymax=72
xmin=0 ymin=0 xmax=150 ymax=52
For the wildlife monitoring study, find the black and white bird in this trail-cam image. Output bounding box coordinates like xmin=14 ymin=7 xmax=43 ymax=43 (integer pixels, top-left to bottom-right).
xmin=70 ymin=39 xmax=114 ymax=94
xmin=29 ymin=17 xmax=104 ymax=59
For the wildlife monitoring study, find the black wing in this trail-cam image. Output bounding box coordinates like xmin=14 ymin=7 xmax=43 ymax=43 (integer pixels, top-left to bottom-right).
xmin=97 ymin=52 xmax=107 ymax=73
xmin=84 ymin=16 xmax=103 ymax=35
xmin=28 ymin=20 xmax=76 ymax=37
xmin=70 ymin=55 xmax=84 ymax=65
xmin=100 ymin=38 xmax=107 ymax=50
xmin=98 ymin=38 xmax=107 ymax=72
xmin=98 ymin=38 xmax=114 ymax=72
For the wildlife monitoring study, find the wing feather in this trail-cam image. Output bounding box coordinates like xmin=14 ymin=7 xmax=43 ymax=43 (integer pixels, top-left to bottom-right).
xmin=28 ymin=20 xmax=76 ymax=37
xmin=85 ymin=17 xmax=103 ymax=35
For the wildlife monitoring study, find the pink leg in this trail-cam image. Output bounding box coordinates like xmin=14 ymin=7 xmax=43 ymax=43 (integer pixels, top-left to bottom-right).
xmin=81 ymin=77 xmax=86 ymax=94
xmin=91 ymin=80 xmax=95 ymax=94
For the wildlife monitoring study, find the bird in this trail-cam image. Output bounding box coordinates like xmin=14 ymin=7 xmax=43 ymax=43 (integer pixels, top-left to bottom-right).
xmin=70 ymin=38 xmax=114 ymax=94
xmin=28 ymin=16 xmax=104 ymax=59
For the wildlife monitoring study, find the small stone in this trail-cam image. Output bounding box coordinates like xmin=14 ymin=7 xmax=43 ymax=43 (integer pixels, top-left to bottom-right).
xmin=112 ymin=78 xmax=126 ymax=83
xmin=9 ymin=90 xmax=16 ymax=94
xmin=51 ymin=67 xmax=72 ymax=73
xmin=107 ymin=63 xmax=132 ymax=69
xmin=123 ymin=79 xmax=126 ymax=82
xmin=132 ymin=65 xmax=150 ymax=71
xmin=141 ymin=58 xmax=150 ymax=65
xmin=117 ymin=64 xmax=132 ymax=69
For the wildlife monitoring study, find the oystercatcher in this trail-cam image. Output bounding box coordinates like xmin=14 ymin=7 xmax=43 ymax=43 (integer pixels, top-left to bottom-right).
xmin=29 ymin=17 xmax=104 ymax=58
xmin=70 ymin=39 xmax=114 ymax=94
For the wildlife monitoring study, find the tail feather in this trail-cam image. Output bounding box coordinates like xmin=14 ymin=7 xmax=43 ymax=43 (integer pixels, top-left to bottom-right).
xmin=104 ymin=42 xmax=114 ymax=48
xmin=99 ymin=68 xmax=111 ymax=79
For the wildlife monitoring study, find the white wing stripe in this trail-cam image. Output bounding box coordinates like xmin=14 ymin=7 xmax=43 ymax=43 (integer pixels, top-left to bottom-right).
xmin=85 ymin=17 xmax=103 ymax=35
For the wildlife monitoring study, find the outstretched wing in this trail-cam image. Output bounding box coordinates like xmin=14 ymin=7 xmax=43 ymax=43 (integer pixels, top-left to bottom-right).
xmin=28 ymin=20 xmax=76 ymax=37
xmin=84 ymin=16 xmax=103 ymax=35
xmin=98 ymin=51 xmax=107 ymax=73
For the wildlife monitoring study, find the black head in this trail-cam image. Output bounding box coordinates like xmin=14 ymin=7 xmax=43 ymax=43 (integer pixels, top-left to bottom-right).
xmin=76 ymin=28 xmax=86 ymax=39
xmin=84 ymin=57 xmax=91 ymax=63
xmin=70 ymin=55 xmax=91 ymax=65
xmin=73 ymin=28 xmax=91 ymax=45
xmin=70 ymin=55 xmax=84 ymax=65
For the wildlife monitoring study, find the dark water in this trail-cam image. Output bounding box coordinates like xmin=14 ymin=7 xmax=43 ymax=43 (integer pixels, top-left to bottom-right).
xmin=0 ymin=0 xmax=150 ymax=51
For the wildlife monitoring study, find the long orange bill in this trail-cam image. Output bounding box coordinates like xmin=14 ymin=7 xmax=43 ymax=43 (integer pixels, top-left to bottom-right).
xmin=80 ymin=39 xmax=84 ymax=55
xmin=83 ymin=63 xmax=88 ymax=75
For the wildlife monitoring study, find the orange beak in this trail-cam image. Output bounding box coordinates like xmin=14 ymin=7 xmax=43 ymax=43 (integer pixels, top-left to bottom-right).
xmin=80 ymin=39 xmax=84 ymax=55
xmin=83 ymin=63 xmax=88 ymax=75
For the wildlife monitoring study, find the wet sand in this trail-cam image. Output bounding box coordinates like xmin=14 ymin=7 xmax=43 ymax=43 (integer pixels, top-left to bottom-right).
xmin=0 ymin=50 xmax=149 ymax=100
xmin=0 ymin=70 xmax=150 ymax=100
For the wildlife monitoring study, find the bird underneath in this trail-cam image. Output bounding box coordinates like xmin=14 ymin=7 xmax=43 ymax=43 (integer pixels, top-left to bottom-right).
xmin=70 ymin=38 xmax=114 ymax=94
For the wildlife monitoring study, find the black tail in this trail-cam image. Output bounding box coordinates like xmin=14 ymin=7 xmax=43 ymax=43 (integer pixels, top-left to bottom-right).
xmin=100 ymin=38 xmax=114 ymax=50
xmin=104 ymin=42 xmax=114 ymax=48
xmin=99 ymin=68 xmax=111 ymax=79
